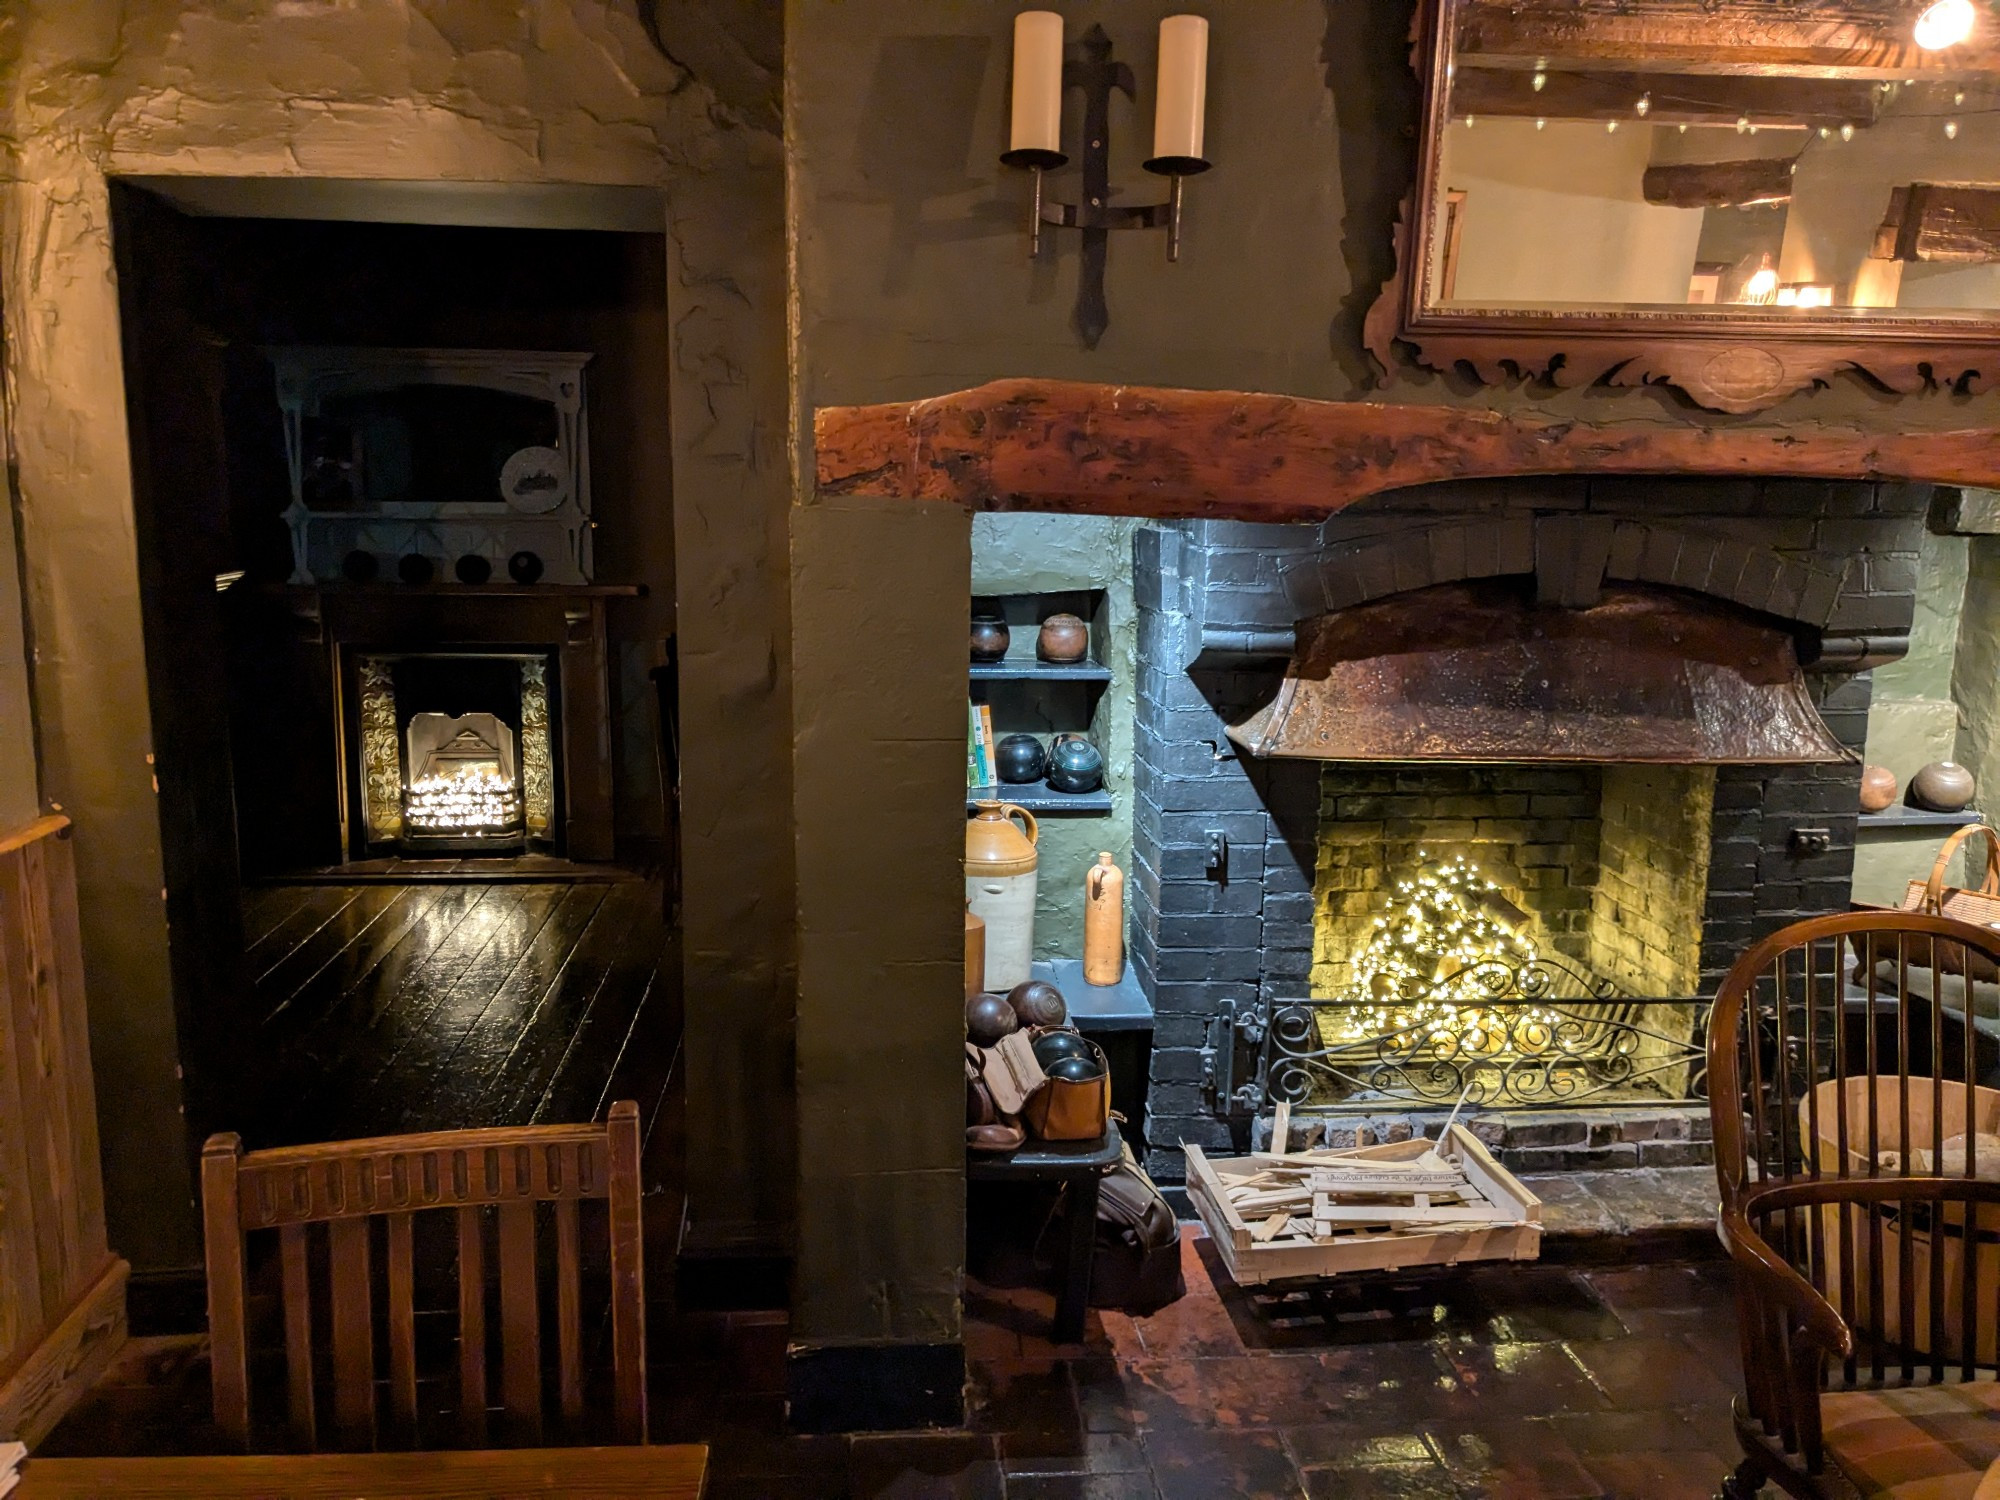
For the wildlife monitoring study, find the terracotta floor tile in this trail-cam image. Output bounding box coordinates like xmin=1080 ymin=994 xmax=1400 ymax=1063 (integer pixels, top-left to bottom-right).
xmin=1283 ymin=1430 xmax=1438 ymax=1470
xmin=847 ymin=1433 xmax=1003 ymax=1500
xmin=1122 ymin=1354 xmax=1421 ymax=1430
xmin=1003 ymin=1475 xmax=1161 ymax=1499
xmin=1299 ymin=1460 xmax=1463 ymax=1498
xmin=1543 ymin=1405 xmax=1720 ymax=1458
xmin=1566 ymin=1332 xmax=1744 ymax=1411
xmin=965 ymin=1356 xmax=1076 ymax=1442
xmin=1428 ymin=1423 xmax=1603 ymax=1500
xmin=1142 ymin=1425 xmax=1304 ymax=1500
xmin=1579 ymin=1447 xmax=1738 ymax=1500
xmin=1002 ymin=1430 xmax=1150 ymax=1477
xmin=1428 ymin=1338 xmax=1613 ymax=1419
xmin=1458 ymin=1266 xmax=1629 ymax=1344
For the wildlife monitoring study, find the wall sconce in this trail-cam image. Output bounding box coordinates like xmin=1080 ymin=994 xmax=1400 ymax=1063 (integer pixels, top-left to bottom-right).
xmin=1001 ymin=11 xmax=1213 ymax=347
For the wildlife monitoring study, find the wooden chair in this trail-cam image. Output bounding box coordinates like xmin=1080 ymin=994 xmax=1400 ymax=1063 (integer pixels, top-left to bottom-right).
xmin=201 ymin=1102 xmax=647 ymax=1453
xmin=1711 ymin=911 xmax=2000 ymax=1500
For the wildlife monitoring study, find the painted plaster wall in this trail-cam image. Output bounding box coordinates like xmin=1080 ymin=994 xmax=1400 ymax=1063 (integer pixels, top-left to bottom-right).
xmin=0 ymin=0 xmax=791 ymax=1271
xmin=1437 ymin=120 xmax=1704 ymax=308
xmin=970 ymin=514 xmax=1138 ymax=960
xmin=1954 ymin=538 xmax=2000 ymax=847
xmin=1854 ymin=526 xmax=1971 ymax=907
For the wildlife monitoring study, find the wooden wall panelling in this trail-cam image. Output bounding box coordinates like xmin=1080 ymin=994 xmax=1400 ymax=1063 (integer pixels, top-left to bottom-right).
xmin=0 ymin=817 xmax=127 ymax=1447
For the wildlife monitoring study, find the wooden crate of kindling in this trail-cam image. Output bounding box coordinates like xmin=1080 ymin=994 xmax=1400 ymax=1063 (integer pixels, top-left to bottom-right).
xmin=1185 ymin=1125 xmax=1543 ymax=1287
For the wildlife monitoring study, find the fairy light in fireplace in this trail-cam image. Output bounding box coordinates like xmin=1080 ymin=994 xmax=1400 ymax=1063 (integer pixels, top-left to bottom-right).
xmin=1329 ymin=854 xmax=1556 ymax=1052
xmin=405 ymin=767 xmax=522 ymax=833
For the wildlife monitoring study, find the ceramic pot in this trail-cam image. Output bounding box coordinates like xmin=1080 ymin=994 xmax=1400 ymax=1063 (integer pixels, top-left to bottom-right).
xmin=1006 ymin=979 xmax=1068 ymax=1029
xmin=1037 ymin=613 xmax=1089 ymax=663
xmin=455 ymin=553 xmax=493 ymax=585
xmin=971 ymin=615 xmax=1010 ymax=664
xmin=397 ymin=553 xmax=435 ymax=585
xmin=342 ymin=550 xmax=379 ymax=583
xmin=1084 ymin=852 xmax=1125 ymax=986
xmin=1046 ymin=733 xmax=1105 ymax=794
xmin=1860 ymin=765 xmax=1899 ymax=814
xmin=1912 ymin=761 xmax=1977 ymax=813
xmin=967 ymin=992 xmax=1020 ymax=1047
xmin=994 ymin=734 xmax=1047 ymax=785
xmin=508 ymin=550 xmax=545 ymax=584
xmin=965 ymin=801 xmax=1039 ymax=990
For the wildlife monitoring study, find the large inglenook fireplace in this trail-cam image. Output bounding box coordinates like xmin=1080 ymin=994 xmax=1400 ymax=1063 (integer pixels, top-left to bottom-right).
xmin=1129 ymin=480 xmax=1926 ymax=1183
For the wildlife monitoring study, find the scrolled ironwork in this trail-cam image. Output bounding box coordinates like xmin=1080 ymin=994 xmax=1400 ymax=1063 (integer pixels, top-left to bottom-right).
xmin=1262 ymin=947 xmax=1710 ymax=1110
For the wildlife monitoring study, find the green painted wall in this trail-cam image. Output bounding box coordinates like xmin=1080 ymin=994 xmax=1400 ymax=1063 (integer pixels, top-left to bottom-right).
xmin=970 ymin=514 xmax=1138 ymax=960
xmin=1854 ymin=526 xmax=1971 ymax=907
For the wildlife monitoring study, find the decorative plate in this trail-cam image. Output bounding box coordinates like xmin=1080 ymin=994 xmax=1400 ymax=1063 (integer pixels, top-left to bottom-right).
xmin=498 ymin=446 xmax=570 ymax=514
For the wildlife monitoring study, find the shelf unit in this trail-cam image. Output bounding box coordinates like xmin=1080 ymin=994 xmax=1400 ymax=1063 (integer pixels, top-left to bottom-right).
xmin=1858 ymin=807 xmax=1984 ymax=832
xmin=968 ymin=783 xmax=1114 ymax=816
xmin=969 ymin=589 xmax=1113 ymax=819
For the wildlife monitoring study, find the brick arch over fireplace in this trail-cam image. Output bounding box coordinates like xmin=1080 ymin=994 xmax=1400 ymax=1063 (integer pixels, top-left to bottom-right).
xmin=1276 ymin=516 xmax=1846 ymax=628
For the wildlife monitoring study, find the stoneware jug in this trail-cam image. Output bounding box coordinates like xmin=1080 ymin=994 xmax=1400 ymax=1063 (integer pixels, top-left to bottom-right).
xmin=1084 ymin=851 xmax=1125 ymax=986
xmin=965 ymin=801 xmax=1039 ymax=990
xmin=1046 ymin=733 xmax=1105 ymax=794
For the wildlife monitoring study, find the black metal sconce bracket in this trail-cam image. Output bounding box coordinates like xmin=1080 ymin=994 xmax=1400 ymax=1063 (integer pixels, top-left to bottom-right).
xmin=1001 ymin=23 xmax=1209 ymax=350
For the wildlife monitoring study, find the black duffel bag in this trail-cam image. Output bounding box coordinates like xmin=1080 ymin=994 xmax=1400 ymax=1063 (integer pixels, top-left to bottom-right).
xmin=1041 ymin=1138 xmax=1186 ymax=1315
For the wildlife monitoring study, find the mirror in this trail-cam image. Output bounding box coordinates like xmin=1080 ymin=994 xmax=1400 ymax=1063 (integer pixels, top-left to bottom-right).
xmin=1434 ymin=0 xmax=2000 ymax=316
xmin=1375 ymin=0 xmax=2000 ymax=409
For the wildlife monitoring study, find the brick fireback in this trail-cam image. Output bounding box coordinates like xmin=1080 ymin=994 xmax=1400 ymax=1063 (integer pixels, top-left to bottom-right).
xmin=1128 ymin=477 xmax=1926 ymax=1185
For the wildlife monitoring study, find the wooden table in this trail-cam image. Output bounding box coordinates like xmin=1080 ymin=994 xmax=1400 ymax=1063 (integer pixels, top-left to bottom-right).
xmin=967 ymin=1121 xmax=1123 ymax=1343
xmin=14 ymin=1443 xmax=708 ymax=1498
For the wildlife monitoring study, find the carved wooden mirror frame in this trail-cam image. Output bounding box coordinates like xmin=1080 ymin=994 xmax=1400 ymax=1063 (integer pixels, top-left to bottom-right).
xmin=1365 ymin=0 xmax=2000 ymax=413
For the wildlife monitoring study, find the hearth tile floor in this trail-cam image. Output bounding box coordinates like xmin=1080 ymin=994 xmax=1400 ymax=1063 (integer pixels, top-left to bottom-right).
xmin=48 ymin=1229 xmax=1751 ymax=1498
xmin=233 ymin=880 xmax=677 ymax=1150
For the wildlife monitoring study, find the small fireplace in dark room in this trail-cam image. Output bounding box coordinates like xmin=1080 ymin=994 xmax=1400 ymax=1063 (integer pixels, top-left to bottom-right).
xmin=348 ymin=651 xmax=557 ymax=857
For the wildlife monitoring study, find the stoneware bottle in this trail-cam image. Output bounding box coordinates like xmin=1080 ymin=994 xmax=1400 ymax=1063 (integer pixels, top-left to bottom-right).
xmin=1084 ymin=851 xmax=1125 ymax=987
xmin=965 ymin=801 xmax=1039 ymax=991
xmin=964 ymin=904 xmax=986 ymax=1000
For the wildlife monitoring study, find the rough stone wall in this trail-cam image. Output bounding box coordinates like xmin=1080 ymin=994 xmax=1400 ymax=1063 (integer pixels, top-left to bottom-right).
xmin=0 ymin=0 xmax=791 ymax=1271
xmin=1589 ymin=765 xmax=1715 ymax=999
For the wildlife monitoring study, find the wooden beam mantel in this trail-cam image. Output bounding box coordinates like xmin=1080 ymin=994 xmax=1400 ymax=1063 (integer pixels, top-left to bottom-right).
xmin=814 ymin=379 xmax=2000 ymax=523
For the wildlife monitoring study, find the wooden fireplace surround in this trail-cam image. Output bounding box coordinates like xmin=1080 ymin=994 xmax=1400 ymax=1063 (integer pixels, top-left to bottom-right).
xmin=278 ymin=583 xmax=636 ymax=864
xmin=814 ymin=378 xmax=2000 ymax=522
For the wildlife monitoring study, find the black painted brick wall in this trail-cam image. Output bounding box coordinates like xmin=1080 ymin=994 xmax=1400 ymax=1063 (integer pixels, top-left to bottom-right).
xmin=1130 ymin=477 xmax=1927 ymax=1186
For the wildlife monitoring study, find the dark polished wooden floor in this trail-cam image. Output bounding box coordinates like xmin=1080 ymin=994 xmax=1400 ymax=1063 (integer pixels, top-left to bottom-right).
xmin=233 ymin=880 xmax=679 ymax=1158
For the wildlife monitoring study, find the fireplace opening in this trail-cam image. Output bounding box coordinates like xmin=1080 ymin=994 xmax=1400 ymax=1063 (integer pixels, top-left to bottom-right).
xmin=352 ymin=653 xmax=556 ymax=857
xmin=1285 ymin=761 xmax=1714 ymax=1110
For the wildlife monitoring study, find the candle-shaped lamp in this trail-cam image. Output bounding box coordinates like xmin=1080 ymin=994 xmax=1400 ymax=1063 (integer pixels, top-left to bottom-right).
xmin=1147 ymin=15 xmax=1211 ymax=172
xmin=1004 ymin=11 xmax=1068 ymax=168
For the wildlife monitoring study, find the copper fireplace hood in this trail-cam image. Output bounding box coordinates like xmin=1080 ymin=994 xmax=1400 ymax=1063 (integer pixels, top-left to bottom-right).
xmin=1226 ymin=582 xmax=1853 ymax=765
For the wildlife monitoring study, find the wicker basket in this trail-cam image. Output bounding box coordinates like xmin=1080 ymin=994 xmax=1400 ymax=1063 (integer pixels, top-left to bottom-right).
xmin=1808 ymin=1076 xmax=2000 ymax=1363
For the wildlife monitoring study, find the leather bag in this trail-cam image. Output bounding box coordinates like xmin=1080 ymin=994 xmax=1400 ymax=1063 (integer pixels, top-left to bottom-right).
xmin=1039 ymin=1137 xmax=1186 ymax=1314
xmin=1022 ymin=1035 xmax=1112 ymax=1142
